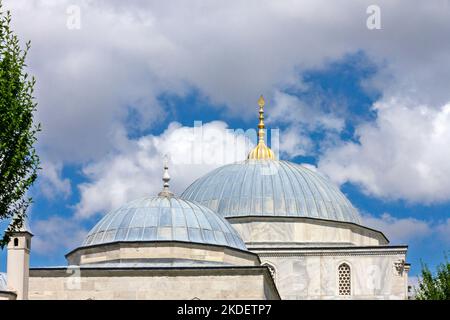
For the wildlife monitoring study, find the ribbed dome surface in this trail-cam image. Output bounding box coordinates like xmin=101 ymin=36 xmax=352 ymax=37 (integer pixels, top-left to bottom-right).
xmin=181 ymin=160 xmax=361 ymax=224
xmin=82 ymin=196 xmax=247 ymax=251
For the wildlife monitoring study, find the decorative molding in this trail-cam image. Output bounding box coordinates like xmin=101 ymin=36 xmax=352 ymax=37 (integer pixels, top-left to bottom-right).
xmin=251 ymin=248 xmax=407 ymax=258
xmin=261 ymin=262 xmax=277 ymax=282
xmin=394 ymin=259 xmax=407 ymax=275
xmin=248 ymin=244 xmax=408 ymax=250
xmin=404 ymin=265 xmax=411 ymax=274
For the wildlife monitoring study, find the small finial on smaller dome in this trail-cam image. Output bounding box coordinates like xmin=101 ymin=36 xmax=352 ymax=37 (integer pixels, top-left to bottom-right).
xmin=158 ymin=155 xmax=174 ymax=197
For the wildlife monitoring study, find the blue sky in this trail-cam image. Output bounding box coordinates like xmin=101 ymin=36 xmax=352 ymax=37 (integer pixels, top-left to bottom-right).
xmin=1 ymin=1 xmax=450 ymax=285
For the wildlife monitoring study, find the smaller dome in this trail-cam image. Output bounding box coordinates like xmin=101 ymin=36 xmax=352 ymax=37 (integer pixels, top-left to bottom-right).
xmin=82 ymin=196 xmax=247 ymax=251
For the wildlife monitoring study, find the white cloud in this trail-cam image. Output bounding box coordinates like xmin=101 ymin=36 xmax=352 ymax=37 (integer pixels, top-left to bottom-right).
xmin=319 ymin=99 xmax=450 ymax=203
xmin=75 ymin=121 xmax=253 ymax=218
xmin=278 ymin=127 xmax=313 ymax=158
xmin=32 ymin=216 xmax=88 ymax=255
xmin=38 ymin=161 xmax=71 ymax=199
xmin=361 ymin=213 xmax=432 ymax=244
xmin=269 ymin=91 xmax=345 ymax=132
xmin=362 ymin=212 xmax=450 ymax=248
xmin=3 ymin=1 xmax=450 ymax=205
xmin=269 ymin=91 xmax=345 ymax=158
xmin=3 ymin=0 xmax=450 ymax=163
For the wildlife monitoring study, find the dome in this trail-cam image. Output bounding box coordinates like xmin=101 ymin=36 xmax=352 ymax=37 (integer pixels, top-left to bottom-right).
xmin=181 ymin=159 xmax=361 ymax=224
xmin=82 ymin=196 xmax=247 ymax=251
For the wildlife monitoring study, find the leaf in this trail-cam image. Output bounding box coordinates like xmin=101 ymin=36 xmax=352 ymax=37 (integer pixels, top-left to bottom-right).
xmin=0 ymin=0 xmax=40 ymax=248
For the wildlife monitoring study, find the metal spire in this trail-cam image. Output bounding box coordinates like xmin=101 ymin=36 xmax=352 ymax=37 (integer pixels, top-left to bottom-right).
xmin=257 ymin=95 xmax=266 ymax=143
xmin=247 ymin=95 xmax=275 ymax=160
xmin=158 ymin=155 xmax=174 ymax=197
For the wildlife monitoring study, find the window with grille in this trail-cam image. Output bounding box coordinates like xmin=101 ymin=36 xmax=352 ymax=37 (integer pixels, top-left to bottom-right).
xmin=338 ymin=263 xmax=351 ymax=296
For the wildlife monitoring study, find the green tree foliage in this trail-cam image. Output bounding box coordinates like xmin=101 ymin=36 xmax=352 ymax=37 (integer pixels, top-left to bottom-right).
xmin=0 ymin=1 xmax=40 ymax=248
xmin=415 ymin=254 xmax=450 ymax=300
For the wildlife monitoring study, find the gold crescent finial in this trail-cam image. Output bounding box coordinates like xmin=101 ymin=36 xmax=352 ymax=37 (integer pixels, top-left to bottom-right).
xmin=258 ymin=95 xmax=265 ymax=108
xmin=247 ymin=95 xmax=275 ymax=160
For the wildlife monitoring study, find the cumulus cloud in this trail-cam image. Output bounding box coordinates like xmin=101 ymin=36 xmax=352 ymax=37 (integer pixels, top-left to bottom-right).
xmin=278 ymin=127 xmax=313 ymax=158
xmin=4 ymin=0 xmax=450 ymax=164
xmin=38 ymin=161 xmax=71 ymax=199
xmin=32 ymin=216 xmax=88 ymax=255
xmin=269 ymin=91 xmax=345 ymax=131
xmin=361 ymin=212 xmax=450 ymax=247
xmin=269 ymin=91 xmax=345 ymax=158
xmin=75 ymin=121 xmax=253 ymax=218
xmin=361 ymin=213 xmax=432 ymax=244
xmin=319 ymin=99 xmax=450 ymax=203
xmin=3 ymin=0 xmax=450 ymax=205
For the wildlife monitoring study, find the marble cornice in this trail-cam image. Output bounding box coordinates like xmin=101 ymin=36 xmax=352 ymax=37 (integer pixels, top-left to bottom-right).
xmin=250 ymin=246 xmax=407 ymax=257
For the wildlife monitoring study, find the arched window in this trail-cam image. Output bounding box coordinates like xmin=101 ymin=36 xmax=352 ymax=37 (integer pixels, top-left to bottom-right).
xmin=338 ymin=263 xmax=351 ymax=296
xmin=13 ymin=238 xmax=19 ymax=247
xmin=262 ymin=262 xmax=276 ymax=281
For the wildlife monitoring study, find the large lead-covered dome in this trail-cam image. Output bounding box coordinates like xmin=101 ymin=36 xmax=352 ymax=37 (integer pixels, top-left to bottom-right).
xmin=82 ymin=196 xmax=247 ymax=251
xmin=181 ymin=160 xmax=361 ymax=224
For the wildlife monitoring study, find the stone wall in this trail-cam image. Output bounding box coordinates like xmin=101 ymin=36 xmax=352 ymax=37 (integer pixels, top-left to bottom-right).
xmin=254 ymin=247 xmax=408 ymax=300
xmin=66 ymin=241 xmax=259 ymax=267
xmin=29 ymin=267 xmax=280 ymax=300
xmin=228 ymin=217 xmax=388 ymax=246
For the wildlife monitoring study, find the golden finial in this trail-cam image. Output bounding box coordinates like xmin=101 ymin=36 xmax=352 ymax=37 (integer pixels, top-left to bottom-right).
xmin=247 ymin=95 xmax=275 ymax=160
xmin=257 ymin=95 xmax=265 ymax=142
xmin=258 ymin=95 xmax=265 ymax=108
